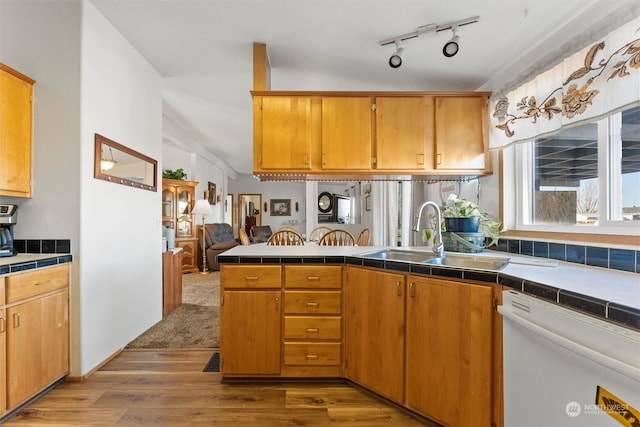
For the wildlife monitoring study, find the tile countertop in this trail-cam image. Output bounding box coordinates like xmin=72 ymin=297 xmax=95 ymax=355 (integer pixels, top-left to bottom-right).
xmin=220 ymin=244 xmax=640 ymax=311
xmin=0 ymin=253 xmax=73 ymax=274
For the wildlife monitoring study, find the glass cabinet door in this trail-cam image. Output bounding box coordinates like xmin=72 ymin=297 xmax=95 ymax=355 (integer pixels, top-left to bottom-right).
xmin=162 ymin=187 xmax=175 ymax=230
xmin=177 ymin=188 xmax=193 ymax=237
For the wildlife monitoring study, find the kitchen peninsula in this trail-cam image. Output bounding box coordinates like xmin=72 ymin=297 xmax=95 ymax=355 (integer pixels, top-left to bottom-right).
xmin=218 ymin=243 xmax=639 ymax=427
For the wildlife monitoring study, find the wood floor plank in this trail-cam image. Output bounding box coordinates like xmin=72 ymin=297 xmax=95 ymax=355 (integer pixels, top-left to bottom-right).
xmin=3 ymin=350 xmax=434 ymax=426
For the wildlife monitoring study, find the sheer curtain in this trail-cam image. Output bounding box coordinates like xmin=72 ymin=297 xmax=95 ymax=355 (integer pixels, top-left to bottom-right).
xmin=370 ymin=181 xmax=398 ymax=246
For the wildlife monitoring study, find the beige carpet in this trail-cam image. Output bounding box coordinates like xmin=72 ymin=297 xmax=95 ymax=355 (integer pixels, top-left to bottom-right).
xmin=126 ymin=272 xmax=219 ymax=349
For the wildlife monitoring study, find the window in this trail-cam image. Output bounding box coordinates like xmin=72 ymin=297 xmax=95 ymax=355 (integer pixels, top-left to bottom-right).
xmin=514 ymin=105 xmax=640 ymax=234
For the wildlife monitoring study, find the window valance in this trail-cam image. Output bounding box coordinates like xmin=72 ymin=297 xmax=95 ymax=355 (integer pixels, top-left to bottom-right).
xmin=489 ymin=16 xmax=640 ymax=150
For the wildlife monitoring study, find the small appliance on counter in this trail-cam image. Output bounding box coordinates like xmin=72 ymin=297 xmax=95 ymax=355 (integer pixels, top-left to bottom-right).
xmin=0 ymin=204 xmax=18 ymax=257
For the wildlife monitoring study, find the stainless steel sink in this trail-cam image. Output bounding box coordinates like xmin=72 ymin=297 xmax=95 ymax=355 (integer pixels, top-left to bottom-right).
xmin=357 ymin=249 xmax=435 ymax=263
xmin=424 ymin=253 xmax=510 ymax=270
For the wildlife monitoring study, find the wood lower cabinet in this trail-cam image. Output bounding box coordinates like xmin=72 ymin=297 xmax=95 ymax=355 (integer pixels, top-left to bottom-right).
xmin=344 ymin=266 xmax=405 ymax=403
xmin=1 ymin=264 xmax=69 ymax=416
xmin=220 ymin=265 xmax=282 ymax=376
xmin=406 ymin=275 xmax=494 ymax=427
xmin=282 ymin=265 xmax=343 ymax=376
xmin=162 ymin=248 xmax=183 ymax=316
xmin=0 ymin=63 xmax=35 ymax=198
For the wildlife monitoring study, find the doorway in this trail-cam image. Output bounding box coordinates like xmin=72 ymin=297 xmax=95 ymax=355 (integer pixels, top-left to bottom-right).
xmin=238 ymin=194 xmax=262 ymax=237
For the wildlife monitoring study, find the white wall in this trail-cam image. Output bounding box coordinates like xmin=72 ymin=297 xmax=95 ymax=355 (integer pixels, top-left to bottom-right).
xmin=0 ymin=0 xmax=83 ymax=372
xmin=79 ymin=1 xmax=163 ymax=374
xmin=228 ymin=175 xmax=306 ymax=233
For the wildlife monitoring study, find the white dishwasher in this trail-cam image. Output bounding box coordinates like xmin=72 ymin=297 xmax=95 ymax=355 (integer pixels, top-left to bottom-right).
xmin=499 ymin=290 xmax=640 ymax=427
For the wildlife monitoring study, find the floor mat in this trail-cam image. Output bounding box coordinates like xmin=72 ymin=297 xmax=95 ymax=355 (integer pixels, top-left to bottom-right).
xmin=203 ymin=351 xmax=220 ymax=372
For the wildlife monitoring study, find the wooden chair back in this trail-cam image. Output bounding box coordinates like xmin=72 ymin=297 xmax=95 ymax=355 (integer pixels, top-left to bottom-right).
xmin=317 ymin=229 xmax=356 ymax=246
xmin=308 ymin=226 xmax=332 ymax=242
xmin=276 ymin=225 xmax=301 ymax=234
xmin=357 ymin=228 xmax=371 ymax=246
xmin=239 ymin=228 xmax=251 ymax=245
xmin=266 ymin=229 xmax=305 ymax=246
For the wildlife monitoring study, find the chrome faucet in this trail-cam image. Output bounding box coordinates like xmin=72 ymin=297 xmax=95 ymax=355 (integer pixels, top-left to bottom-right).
xmin=412 ymin=201 xmax=445 ymax=258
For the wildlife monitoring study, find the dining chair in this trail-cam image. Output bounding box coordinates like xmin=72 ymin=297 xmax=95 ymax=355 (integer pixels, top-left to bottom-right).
xmin=266 ymin=229 xmax=305 ymax=246
xmin=276 ymin=225 xmax=301 ymax=234
xmin=308 ymin=225 xmax=332 ymax=242
xmin=357 ymin=228 xmax=371 ymax=246
xmin=239 ymin=228 xmax=251 ymax=246
xmin=317 ymin=229 xmax=356 ymax=246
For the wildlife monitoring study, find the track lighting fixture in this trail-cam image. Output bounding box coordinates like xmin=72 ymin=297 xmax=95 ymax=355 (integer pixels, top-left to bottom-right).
xmin=388 ymin=42 xmax=404 ymax=68
xmin=442 ymin=25 xmax=460 ymax=57
xmin=379 ymin=15 xmax=478 ymax=66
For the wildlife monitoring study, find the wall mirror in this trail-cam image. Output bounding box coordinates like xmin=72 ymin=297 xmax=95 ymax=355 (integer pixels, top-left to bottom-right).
xmin=94 ymin=133 xmax=157 ymax=192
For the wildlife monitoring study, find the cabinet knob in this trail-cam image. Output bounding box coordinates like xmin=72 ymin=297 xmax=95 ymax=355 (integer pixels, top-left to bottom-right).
xmin=12 ymin=313 xmax=20 ymax=328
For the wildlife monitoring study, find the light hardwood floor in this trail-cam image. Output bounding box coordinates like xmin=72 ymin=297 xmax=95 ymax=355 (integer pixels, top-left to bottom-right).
xmin=5 ymin=349 xmax=437 ymax=426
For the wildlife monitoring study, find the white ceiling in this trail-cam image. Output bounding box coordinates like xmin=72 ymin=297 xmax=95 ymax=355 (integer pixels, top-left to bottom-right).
xmin=89 ymin=0 xmax=634 ymax=175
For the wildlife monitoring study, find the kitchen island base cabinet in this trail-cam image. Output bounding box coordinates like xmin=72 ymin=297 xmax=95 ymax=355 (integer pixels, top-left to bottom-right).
xmin=220 ymin=290 xmax=281 ymax=376
xmin=345 ymin=267 xmax=405 ymax=404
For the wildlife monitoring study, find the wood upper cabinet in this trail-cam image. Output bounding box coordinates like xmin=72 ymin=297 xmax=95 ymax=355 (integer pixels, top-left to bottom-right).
xmin=405 ymin=275 xmax=494 ymax=427
xmin=375 ymin=96 xmax=433 ymax=170
xmin=0 ymin=63 xmax=35 ymax=198
xmin=321 ymin=97 xmax=373 ymax=170
xmin=255 ymin=96 xmax=314 ymax=170
xmin=434 ymin=96 xmax=488 ymax=171
xmin=344 ymin=266 xmax=405 ymax=403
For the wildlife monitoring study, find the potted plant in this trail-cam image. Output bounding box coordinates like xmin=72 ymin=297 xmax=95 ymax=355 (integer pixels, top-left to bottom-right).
xmin=422 ymin=194 xmax=502 ymax=251
xmin=162 ymin=168 xmax=187 ymax=180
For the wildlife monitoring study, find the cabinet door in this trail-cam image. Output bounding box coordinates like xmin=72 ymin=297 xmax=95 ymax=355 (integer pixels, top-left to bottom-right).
xmin=161 ymin=185 xmax=176 ymax=230
xmin=344 ymin=267 xmax=405 ymax=403
xmin=176 ymin=239 xmax=198 ymax=273
xmin=321 ymin=97 xmax=372 ymax=170
xmin=406 ymin=276 xmax=493 ymax=427
xmin=258 ymin=96 xmax=313 ymax=170
xmin=375 ymin=97 xmax=432 ymax=170
xmin=0 ymin=65 xmax=34 ymax=197
xmin=434 ymin=96 xmax=487 ymax=170
xmin=220 ymin=290 xmax=281 ymax=375
xmin=6 ymin=291 xmax=69 ymax=410
xmin=0 ymin=307 xmax=5 ymax=416
xmin=176 ymin=186 xmax=194 ymax=238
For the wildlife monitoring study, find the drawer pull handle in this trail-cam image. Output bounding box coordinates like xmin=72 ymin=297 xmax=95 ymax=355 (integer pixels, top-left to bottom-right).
xmin=35 ymin=280 xmax=52 ymax=286
xmin=0 ymin=317 xmax=5 ymax=333
xmin=306 ymin=302 xmax=319 ymax=307
xmin=12 ymin=313 xmax=20 ymax=328
xmin=306 ymin=328 xmax=319 ymax=333
xmin=305 ymin=355 xmax=319 ymax=359
xmin=245 ymin=276 xmax=259 ymax=281
xmin=306 ymin=276 xmax=320 ymax=281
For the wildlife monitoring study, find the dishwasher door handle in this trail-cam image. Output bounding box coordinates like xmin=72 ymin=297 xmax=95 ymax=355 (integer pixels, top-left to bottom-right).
xmin=498 ymin=306 xmax=640 ymax=381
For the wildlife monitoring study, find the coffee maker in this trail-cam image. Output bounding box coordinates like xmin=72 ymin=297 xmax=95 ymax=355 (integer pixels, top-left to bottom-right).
xmin=0 ymin=204 xmax=18 ymax=257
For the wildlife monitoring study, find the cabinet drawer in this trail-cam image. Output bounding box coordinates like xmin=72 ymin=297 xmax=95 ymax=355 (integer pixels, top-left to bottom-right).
xmin=284 ymin=265 xmax=342 ymax=289
xmin=284 ymin=343 xmax=341 ymax=366
xmin=222 ymin=265 xmax=281 ymax=288
xmin=6 ymin=265 xmax=69 ymax=303
xmin=284 ymin=290 xmax=341 ymax=314
xmin=284 ymin=316 xmax=341 ymax=340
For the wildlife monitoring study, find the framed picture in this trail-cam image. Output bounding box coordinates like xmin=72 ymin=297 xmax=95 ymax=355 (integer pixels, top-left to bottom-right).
xmin=270 ymin=199 xmax=291 ymax=216
xmin=365 ymin=194 xmax=371 ymax=211
xmin=208 ymin=182 xmax=217 ymax=204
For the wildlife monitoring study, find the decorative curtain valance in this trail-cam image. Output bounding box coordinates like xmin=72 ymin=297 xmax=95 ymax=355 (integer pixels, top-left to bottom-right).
xmin=489 ymin=16 xmax=640 ymax=150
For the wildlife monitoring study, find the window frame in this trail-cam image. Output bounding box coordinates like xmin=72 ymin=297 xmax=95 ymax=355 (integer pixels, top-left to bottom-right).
xmin=510 ymin=110 xmax=639 ymax=238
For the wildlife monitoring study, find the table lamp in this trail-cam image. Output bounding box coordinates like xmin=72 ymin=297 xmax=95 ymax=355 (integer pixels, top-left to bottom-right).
xmin=192 ymin=199 xmax=212 ymax=274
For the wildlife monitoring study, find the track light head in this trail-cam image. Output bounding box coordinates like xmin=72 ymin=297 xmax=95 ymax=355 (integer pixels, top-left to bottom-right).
xmin=389 ymin=42 xmax=404 ymax=68
xmin=443 ymin=26 xmax=460 ymax=57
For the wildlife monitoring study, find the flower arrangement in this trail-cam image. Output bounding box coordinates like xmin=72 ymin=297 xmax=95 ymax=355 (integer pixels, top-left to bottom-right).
xmin=162 ymin=168 xmax=187 ymax=180
xmin=422 ymin=195 xmax=503 ymax=248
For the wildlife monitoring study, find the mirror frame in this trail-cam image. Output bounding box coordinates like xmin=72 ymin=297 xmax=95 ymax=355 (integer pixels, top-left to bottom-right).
xmin=94 ymin=133 xmax=158 ymax=192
